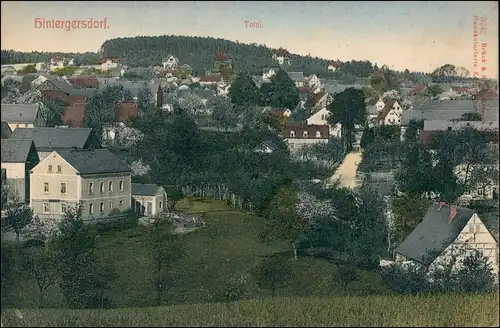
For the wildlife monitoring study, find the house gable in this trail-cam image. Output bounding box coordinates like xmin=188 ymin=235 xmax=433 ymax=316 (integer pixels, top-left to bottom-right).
xmin=31 ymin=151 xmax=79 ymax=176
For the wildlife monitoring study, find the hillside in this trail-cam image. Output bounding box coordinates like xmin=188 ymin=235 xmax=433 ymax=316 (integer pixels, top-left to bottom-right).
xmin=0 ymin=50 xmax=100 ymax=66
xmin=2 ymin=293 xmax=498 ymax=327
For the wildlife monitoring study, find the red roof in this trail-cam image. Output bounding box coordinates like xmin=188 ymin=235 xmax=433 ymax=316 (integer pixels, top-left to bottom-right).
xmin=42 ymin=90 xmax=87 ymax=106
xmin=62 ymin=104 xmax=86 ymax=128
xmin=450 ymin=86 xmax=471 ymax=94
xmin=281 ymin=124 xmax=330 ymax=139
xmin=67 ymin=76 xmax=99 ymax=88
xmin=116 ymin=103 xmax=137 ymax=122
xmin=215 ymin=52 xmax=231 ymax=61
xmin=298 ymin=86 xmax=312 ymax=94
xmin=100 ymin=57 xmax=120 ymax=64
xmin=408 ymin=84 xmax=426 ymax=96
xmin=199 ymin=76 xmax=221 ymax=83
xmin=474 ymin=88 xmax=498 ymax=100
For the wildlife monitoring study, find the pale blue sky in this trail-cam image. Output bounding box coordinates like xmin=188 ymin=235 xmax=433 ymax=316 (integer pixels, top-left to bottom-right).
xmin=1 ymin=1 xmax=498 ymax=77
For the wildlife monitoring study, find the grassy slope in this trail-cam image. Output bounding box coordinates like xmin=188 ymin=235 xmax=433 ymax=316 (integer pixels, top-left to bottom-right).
xmin=3 ymin=293 xmax=498 ymax=327
xmin=6 ymin=199 xmax=390 ymax=309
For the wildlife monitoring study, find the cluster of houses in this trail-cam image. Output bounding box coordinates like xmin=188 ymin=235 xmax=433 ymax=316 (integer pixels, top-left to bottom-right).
xmin=1 ymin=113 xmax=167 ymax=221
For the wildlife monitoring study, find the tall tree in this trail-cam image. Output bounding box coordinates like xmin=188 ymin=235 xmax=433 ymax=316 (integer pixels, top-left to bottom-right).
xmin=327 ymin=88 xmax=367 ymax=151
xmin=228 ymin=72 xmax=259 ymax=107
xmin=21 ymin=248 xmax=59 ymax=308
xmin=137 ymin=85 xmax=155 ymax=113
xmin=208 ymin=96 xmax=239 ymax=132
xmin=5 ymin=201 xmax=36 ymax=249
xmin=269 ymin=69 xmax=300 ymax=110
xmin=40 ymin=99 xmax=65 ymax=127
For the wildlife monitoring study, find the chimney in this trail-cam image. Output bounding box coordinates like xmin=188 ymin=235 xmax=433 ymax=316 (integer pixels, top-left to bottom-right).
xmin=438 ymin=201 xmax=447 ymax=210
xmin=449 ymin=205 xmax=457 ymax=222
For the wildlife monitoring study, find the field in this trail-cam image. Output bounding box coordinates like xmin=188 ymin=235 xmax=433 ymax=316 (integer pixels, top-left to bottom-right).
xmin=4 ymin=199 xmax=391 ymax=309
xmin=2 ymin=293 xmax=498 ymax=327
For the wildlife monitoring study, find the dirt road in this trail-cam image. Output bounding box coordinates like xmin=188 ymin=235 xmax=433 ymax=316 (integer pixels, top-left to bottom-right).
xmin=328 ymin=151 xmax=363 ymax=189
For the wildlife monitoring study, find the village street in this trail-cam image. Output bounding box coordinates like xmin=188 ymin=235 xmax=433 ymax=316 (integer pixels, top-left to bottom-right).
xmin=328 ymin=151 xmax=363 ymax=189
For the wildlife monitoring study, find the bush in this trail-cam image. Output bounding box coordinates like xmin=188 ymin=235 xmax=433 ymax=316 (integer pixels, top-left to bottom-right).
xmin=93 ymin=210 xmax=138 ymax=233
xmin=22 ymin=239 xmax=45 ymax=249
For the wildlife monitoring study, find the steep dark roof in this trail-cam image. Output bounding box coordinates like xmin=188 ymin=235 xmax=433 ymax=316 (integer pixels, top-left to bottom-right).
xmin=1 ymin=139 xmax=36 ymax=163
xmin=9 ymin=127 xmax=93 ymax=151
xmin=57 ymin=149 xmax=131 ymax=174
xmin=131 ymin=183 xmax=163 ymax=196
xmin=1 ymin=121 xmax=12 ymax=139
xmin=395 ymin=202 xmax=476 ymax=265
xmin=0 ymin=104 xmax=40 ymax=123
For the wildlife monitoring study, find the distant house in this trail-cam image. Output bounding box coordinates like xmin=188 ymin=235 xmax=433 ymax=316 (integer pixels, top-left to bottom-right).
xmin=395 ymin=202 xmax=499 ymax=274
xmin=1 ymin=121 xmax=12 ymax=139
xmin=306 ymin=74 xmax=322 ymax=90
xmin=38 ymin=79 xmax=96 ymax=105
xmin=474 ymin=88 xmax=498 ymax=100
xmin=9 ymin=127 xmax=100 ymax=160
xmin=0 ymin=104 xmax=46 ymax=131
xmin=306 ymin=108 xmax=342 ymax=139
xmin=50 ymin=57 xmax=72 ymax=71
xmin=281 ymin=124 xmax=329 ymax=153
xmin=1 ymin=139 xmax=39 ymax=203
xmin=254 ymin=136 xmax=287 ymax=154
xmin=131 ymin=183 xmax=167 ymax=217
xmin=263 ymin=68 xmax=277 ymax=82
xmin=309 ymin=91 xmax=333 ymax=112
xmin=272 ymin=48 xmax=290 ymax=65
xmin=67 ymin=76 xmax=99 ymax=89
xmin=30 ymin=148 xmax=132 ymax=220
xmin=287 ymin=72 xmax=305 ymax=88
xmin=100 ymin=57 xmax=121 ymax=71
xmin=162 ymin=54 xmax=180 ymax=70
xmin=1 ymin=65 xmax=17 ymax=76
xmin=407 ymin=84 xmax=429 ymax=97
xmin=378 ymin=100 xmax=403 ymax=125
xmin=199 ymin=76 xmax=222 ymax=85
xmin=327 ymin=60 xmax=342 ymax=72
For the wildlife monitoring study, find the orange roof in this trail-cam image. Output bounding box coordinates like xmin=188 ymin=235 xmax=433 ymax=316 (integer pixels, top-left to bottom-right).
xmin=62 ymin=104 xmax=86 ymax=128
xmin=116 ymin=103 xmax=137 ymax=122
xmin=67 ymin=76 xmax=99 ymax=88
xmin=100 ymin=57 xmax=120 ymax=64
xmin=199 ymin=76 xmax=221 ymax=82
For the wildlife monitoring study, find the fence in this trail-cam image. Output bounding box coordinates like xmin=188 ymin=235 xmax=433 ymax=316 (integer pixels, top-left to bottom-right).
xmin=181 ymin=184 xmax=253 ymax=211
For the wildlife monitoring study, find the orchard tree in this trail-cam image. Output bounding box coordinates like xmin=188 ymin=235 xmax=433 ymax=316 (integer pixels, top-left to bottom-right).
xmin=251 ymin=257 xmax=292 ymax=298
xmin=228 ymin=72 xmax=259 ymax=107
xmin=208 ymin=96 xmax=239 ymax=131
xmin=5 ymin=201 xmax=36 ymax=249
xmin=269 ymin=69 xmax=300 ymax=110
xmin=368 ymin=71 xmax=388 ymax=97
xmin=21 ymin=248 xmax=59 ymax=308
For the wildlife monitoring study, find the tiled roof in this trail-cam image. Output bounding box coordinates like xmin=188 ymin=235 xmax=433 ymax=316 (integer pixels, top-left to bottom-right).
xmin=407 ymin=84 xmax=427 ymax=96
xmin=287 ymin=72 xmax=305 ymax=82
xmin=378 ymin=100 xmax=398 ymax=119
xmin=1 ymin=139 xmax=35 ymax=163
xmin=1 ymin=121 xmax=12 ymax=139
xmin=131 ymin=183 xmax=163 ymax=196
xmin=9 ymin=127 xmax=93 ymax=151
xmin=0 ymin=104 xmax=40 ymax=123
xmin=61 ymin=104 xmax=87 ymax=128
xmin=67 ymin=76 xmax=99 ymax=88
xmin=199 ymin=76 xmax=221 ymax=83
xmin=298 ymin=86 xmax=313 ymax=94
xmin=45 ymin=79 xmax=74 ymax=94
xmin=395 ymin=203 xmax=476 ymax=266
xmin=56 ymin=148 xmax=131 ymax=174
xmin=281 ymin=124 xmax=330 ymax=139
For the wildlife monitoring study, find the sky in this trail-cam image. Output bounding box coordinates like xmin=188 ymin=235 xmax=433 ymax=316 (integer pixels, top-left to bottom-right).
xmin=1 ymin=1 xmax=498 ymax=78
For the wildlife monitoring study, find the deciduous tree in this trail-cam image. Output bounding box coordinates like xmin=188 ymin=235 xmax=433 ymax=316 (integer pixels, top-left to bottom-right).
xmin=5 ymin=201 xmax=36 ymax=249
xmin=269 ymin=69 xmax=300 ymax=110
xmin=228 ymin=72 xmax=259 ymax=107
xmin=21 ymin=248 xmax=58 ymax=308
xmin=251 ymin=257 xmax=292 ymax=298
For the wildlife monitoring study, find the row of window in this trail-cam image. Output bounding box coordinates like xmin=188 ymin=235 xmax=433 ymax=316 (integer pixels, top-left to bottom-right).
xmin=16 ymin=124 xmax=30 ymax=128
xmin=289 ymin=131 xmax=322 ymax=138
xmin=43 ymin=181 xmax=124 ymax=194
xmin=47 ymin=165 xmax=62 ymax=173
xmin=43 ymin=199 xmax=125 ymax=215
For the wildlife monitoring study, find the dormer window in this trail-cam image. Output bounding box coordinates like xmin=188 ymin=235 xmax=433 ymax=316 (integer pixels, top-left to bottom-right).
xmin=447 ymin=127 xmax=452 ymax=131
xmin=290 ymin=130 xmax=295 ymax=137
xmin=303 ymin=131 xmax=308 ymax=137
xmin=316 ymin=131 xmax=322 ymax=138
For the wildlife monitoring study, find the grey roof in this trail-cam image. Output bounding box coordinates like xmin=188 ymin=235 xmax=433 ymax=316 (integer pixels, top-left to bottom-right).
xmin=1 ymin=139 xmax=35 ymax=163
xmin=324 ymin=84 xmax=364 ymax=94
xmin=1 ymin=121 xmax=12 ymax=139
xmin=46 ymin=79 xmax=74 ymax=94
xmin=287 ymin=72 xmax=305 ymax=82
xmin=131 ymin=183 xmax=163 ymax=196
xmin=395 ymin=202 xmax=476 ymax=265
xmin=193 ymin=89 xmax=216 ymax=100
xmin=56 ymin=148 xmax=131 ymax=174
xmin=0 ymin=104 xmax=40 ymax=123
xmin=101 ymin=81 xmax=160 ymax=97
xmin=97 ymin=77 xmax=119 ymax=86
xmin=401 ymin=106 xmax=499 ymax=126
xmin=9 ymin=127 xmax=93 ymax=151
xmin=70 ymin=88 xmax=99 ymax=97
xmin=414 ymin=99 xmax=497 ymax=112
xmin=423 ymin=120 xmax=499 ymax=131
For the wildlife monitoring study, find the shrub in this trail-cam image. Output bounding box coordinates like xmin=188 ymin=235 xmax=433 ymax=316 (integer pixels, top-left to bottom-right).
xmin=22 ymin=239 xmax=45 ymax=249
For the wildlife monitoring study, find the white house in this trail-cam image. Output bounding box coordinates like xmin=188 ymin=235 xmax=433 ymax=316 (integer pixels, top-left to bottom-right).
xmin=50 ymin=57 xmax=67 ymax=71
xmin=281 ymin=124 xmax=330 ymax=153
xmin=162 ymin=55 xmax=180 ymax=70
xmin=100 ymin=57 xmax=121 ymax=71
xmin=272 ymin=48 xmax=290 ymax=65
xmin=306 ymin=108 xmax=342 ymax=138
xmin=263 ymin=68 xmax=277 ymax=82
xmin=287 ymin=72 xmax=305 ymax=88
xmin=327 ymin=60 xmax=341 ymax=72
xmin=306 ymin=74 xmax=322 ymax=90
xmin=378 ymin=100 xmax=403 ymax=125
xmin=131 ymin=183 xmax=167 ymax=217
xmin=395 ymin=202 xmax=499 ymax=275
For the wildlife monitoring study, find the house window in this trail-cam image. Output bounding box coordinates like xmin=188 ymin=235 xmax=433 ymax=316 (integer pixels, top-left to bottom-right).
xmin=290 ymin=143 xmax=295 ymax=148
xmin=60 ymin=183 xmax=66 ymax=194
xmin=61 ymin=203 xmax=66 ymax=214
xmin=100 ymin=202 xmax=104 ymax=213
xmin=89 ymin=182 xmax=94 ymax=194
xmin=44 ymin=182 xmax=49 ymax=193
xmin=119 ymin=200 xmax=124 ymax=206
xmin=159 ymin=201 xmax=163 ymax=209
xmin=477 ymin=189 xmax=483 ymax=195
xmin=475 ymin=224 xmax=481 ymax=233
xmin=321 ymin=114 xmax=326 ymax=120
xmin=57 ymin=165 xmax=62 ymax=173
xmin=316 ymin=131 xmax=322 ymax=138
xmin=109 ymin=200 xmax=112 ymax=209
xmin=43 ymin=202 xmax=49 ymax=214
xmin=24 ymin=124 xmax=29 ymax=128
xmin=108 ymin=181 xmax=113 ymax=192
xmin=48 ymin=165 xmax=53 ymax=173
xmin=119 ymin=181 xmax=124 ymax=191
xmin=447 ymin=127 xmax=452 ymax=131
xmin=303 ymin=131 xmax=308 ymax=137
xmin=290 ymin=131 xmax=295 ymax=137
xmin=99 ymin=181 xmax=104 ymax=193
xmin=89 ymin=203 xmax=94 ymax=215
